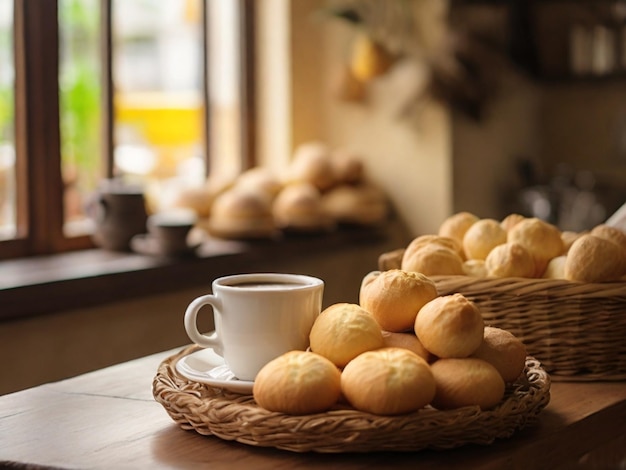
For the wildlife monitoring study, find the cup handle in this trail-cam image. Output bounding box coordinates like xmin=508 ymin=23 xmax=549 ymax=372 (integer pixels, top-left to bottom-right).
xmin=93 ymin=195 xmax=108 ymax=223
xmin=184 ymin=294 xmax=223 ymax=356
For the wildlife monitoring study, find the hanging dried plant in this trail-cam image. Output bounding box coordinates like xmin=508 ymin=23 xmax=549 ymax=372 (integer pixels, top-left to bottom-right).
xmin=321 ymin=0 xmax=503 ymax=121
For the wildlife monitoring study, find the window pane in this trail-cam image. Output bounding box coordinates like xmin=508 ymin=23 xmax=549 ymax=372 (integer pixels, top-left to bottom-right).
xmin=112 ymin=0 xmax=205 ymax=213
xmin=207 ymin=0 xmax=242 ymax=180
xmin=59 ymin=0 xmax=103 ymax=237
xmin=0 ymin=0 xmax=15 ymax=241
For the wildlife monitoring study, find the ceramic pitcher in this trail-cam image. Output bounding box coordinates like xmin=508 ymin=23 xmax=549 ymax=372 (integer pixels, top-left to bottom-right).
xmin=89 ymin=180 xmax=148 ymax=251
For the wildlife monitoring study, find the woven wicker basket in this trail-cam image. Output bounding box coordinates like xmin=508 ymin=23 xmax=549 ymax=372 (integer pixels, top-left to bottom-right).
xmin=430 ymin=275 xmax=626 ymax=381
xmin=153 ymin=345 xmax=551 ymax=453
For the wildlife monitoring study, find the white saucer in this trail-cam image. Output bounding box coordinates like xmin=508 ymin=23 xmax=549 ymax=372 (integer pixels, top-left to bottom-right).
xmin=175 ymin=347 xmax=254 ymax=395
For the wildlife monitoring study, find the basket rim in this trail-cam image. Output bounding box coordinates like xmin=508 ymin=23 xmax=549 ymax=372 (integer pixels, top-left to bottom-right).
xmin=429 ymin=275 xmax=626 ymax=298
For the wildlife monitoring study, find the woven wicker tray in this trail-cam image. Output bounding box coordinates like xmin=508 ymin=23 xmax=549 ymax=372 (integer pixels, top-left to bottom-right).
xmin=153 ymin=345 xmax=551 ymax=453
xmin=431 ymin=275 xmax=626 ymax=381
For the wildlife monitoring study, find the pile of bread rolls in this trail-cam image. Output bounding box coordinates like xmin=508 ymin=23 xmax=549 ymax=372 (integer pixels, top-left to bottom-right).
xmin=169 ymin=141 xmax=389 ymax=239
xmin=379 ymin=212 xmax=626 ymax=283
xmin=253 ymin=269 xmax=527 ymax=416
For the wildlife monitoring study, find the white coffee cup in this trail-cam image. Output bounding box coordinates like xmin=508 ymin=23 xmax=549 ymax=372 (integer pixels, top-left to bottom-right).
xmin=184 ymin=273 xmax=324 ymax=381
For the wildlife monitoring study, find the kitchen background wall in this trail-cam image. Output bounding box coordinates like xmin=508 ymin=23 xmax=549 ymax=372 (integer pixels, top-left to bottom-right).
xmin=283 ymin=0 xmax=626 ymax=234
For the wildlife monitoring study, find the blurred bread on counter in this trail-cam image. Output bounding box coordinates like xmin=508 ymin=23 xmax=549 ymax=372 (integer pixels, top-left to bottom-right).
xmin=167 ymin=140 xmax=390 ymax=240
xmin=321 ymin=182 xmax=389 ymax=226
xmin=285 ymin=141 xmax=337 ymax=191
xmin=207 ymin=188 xmax=276 ymax=239
xmin=272 ymin=182 xmax=334 ymax=232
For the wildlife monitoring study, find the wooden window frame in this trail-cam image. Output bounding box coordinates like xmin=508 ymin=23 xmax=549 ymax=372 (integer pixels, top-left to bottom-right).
xmin=0 ymin=0 xmax=256 ymax=261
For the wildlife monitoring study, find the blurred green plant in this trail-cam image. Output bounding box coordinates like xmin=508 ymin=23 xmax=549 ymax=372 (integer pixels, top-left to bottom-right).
xmin=0 ymin=9 xmax=14 ymax=145
xmin=0 ymin=86 xmax=12 ymax=144
xmin=59 ymin=0 xmax=101 ymax=192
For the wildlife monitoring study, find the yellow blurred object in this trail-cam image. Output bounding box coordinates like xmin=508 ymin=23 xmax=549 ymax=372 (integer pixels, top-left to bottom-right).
xmin=184 ymin=0 xmax=201 ymax=23
xmin=350 ymin=34 xmax=395 ymax=82
xmin=334 ymin=64 xmax=367 ymax=102
xmin=115 ymin=92 xmax=203 ymax=147
xmin=115 ymin=91 xmax=203 ymax=181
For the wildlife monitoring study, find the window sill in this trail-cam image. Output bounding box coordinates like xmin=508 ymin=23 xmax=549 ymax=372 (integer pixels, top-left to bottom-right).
xmin=0 ymin=225 xmax=396 ymax=321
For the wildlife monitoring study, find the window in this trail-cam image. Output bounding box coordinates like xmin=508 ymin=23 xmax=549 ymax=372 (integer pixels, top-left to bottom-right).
xmin=0 ymin=0 xmax=254 ymax=260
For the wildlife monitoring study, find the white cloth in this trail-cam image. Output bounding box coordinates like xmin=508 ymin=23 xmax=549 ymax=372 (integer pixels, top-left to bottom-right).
xmin=606 ymin=202 xmax=626 ymax=231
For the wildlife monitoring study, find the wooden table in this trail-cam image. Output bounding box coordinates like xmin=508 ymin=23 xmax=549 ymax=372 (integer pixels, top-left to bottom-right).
xmin=1 ymin=346 xmax=625 ymax=470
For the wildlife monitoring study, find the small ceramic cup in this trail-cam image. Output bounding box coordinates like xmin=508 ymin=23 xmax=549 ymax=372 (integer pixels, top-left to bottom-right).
xmin=147 ymin=209 xmax=197 ymax=256
xmin=184 ymin=273 xmax=324 ymax=381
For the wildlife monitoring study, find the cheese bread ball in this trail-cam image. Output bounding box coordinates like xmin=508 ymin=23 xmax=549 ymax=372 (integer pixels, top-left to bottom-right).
xmin=359 ymin=269 xmax=438 ymax=332
xmin=438 ymin=212 xmax=479 ymax=249
xmin=462 ymin=218 xmax=507 ymax=261
xmin=542 ymin=255 xmax=567 ymax=279
xmin=208 ymin=188 xmax=275 ymax=239
xmin=381 ymin=331 xmax=432 ymax=362
xmin=272 ymin=182 xmax=333 ymax=231
xmin=472 ymin=327 xmax=527 ymax=383
xmin=287 ymin=141 xmax=336 ymax=191
xmin=561 ymin=230 xmax=585 ymax=254
xmin=401 ymin=243 xmax=464 ymax=276
xmin=253 ymin=351 xmax=341 ymax=415
xmin=564 ymin=234 xmax=626 ymax=282
xmin=309 ymin=303 xmax=384 ymax=368
xmin=508 ymin=217 xmax=563 ymax=277
xmin=430 ymin=358 xmax=505 ymax=410
xmin=341 ymin=348 xmax=436 ymax=415
xmin=463 ymin=259 xmax=487 ymax=278
xmin=414 ymin=293 xmax=484 ymax=359
xmin=377 ymin=248 xmax=405 ymax=271
xmin=485 ymin=242 xmax=535 ymax=278
xmin=500 ymin=213 xmax=526 ymax=233
xmin=590 ymin=224 xmax=626 ymax=256
xmin=403 ymin=234 xmax=464 ymax=260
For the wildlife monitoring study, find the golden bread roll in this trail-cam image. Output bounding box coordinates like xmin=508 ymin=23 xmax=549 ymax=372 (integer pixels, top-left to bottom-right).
xmin=471 ymin=327 xmax=527 ymax=383
xmin=321 ymin=183 xmax=388 ymax=226
xmin=463 ymin=259 xmax=487 ymax=278
xmin=401 ymin=243 xmax=464 ymax=276
xmin=331 ymin=149 xmax=364 ymax=184
xmin=484 ymin=242 xmax=535 ymax=278
xmin=542 ymin=255 xmax=567 ymax=279
xmin=561 ymin=230 xmax=585 ymax=254
xmin=438 ymin=212 xmax=479 ymax=248
xmin=170 ymin=186 xmax=214 ymax=218
xmin=170 ymin=175 xmax=235 ymax=218
xmin=403 ymin=234 xmax=464 ymax=259
xmin=253 ymin=351 xmax=341 ymax=415
xmin=414 ymin=293 xmax=484 ymax=358
xmin=378 ymin=248 xmax=405 ymax=271
xmin=381 ymin=331 xmax=432 ymax=362
xmin=287 ymin=141 xmax=336 ymax=191
xmin=591 ymin=224 xmax=626 ymax=256
xmin=564 ymin=234 xmax=626 ymax=282
xmin=430 ymin=358 xmax=505 ymax=410
xmin=208 ymin=188 xmax=276 ymax=239
xmin=462 ymin=218 xmax=507 ymax=260
xmin=272 ymin=182 xmax=334 ymax=231
xmin=359 ymin=269 xmax=438 ymax=332
xmin=508 ymin=217 xmax=563 ymax=277
xmin=500 ymin=213 xmax=526 ymax=232
xmin=234 ymin=167 xmax=283 ymax=199
xmin=309 ymin=303 xmax=385 ymax=368
xmin=341 ymin=348 xmax=436 ymax=415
